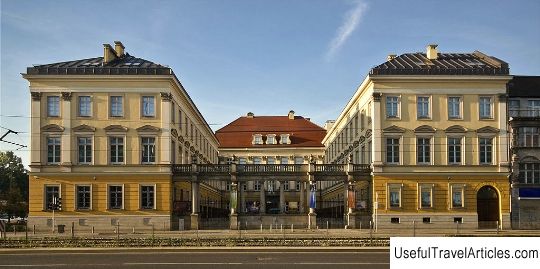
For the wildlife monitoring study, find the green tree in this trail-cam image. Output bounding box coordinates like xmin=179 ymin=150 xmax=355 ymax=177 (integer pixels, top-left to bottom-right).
xmin=0 ymin=151 xmax=28 ymax=221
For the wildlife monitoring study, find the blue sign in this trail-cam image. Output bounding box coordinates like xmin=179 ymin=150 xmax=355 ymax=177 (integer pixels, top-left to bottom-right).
xmin=519 ymin=188 xmax=540 ymax=198
xmin=309 ymin=184 xmax=316 ymax=208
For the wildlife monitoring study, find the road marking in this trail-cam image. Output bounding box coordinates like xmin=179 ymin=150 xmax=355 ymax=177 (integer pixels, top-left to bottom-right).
xmin=0 ymin=251 xmax=389 ymax=256
xmin=124 ymin=262 xmax=390 ymax=265
xmin=0 ymin=265 xmax=111 ymax=267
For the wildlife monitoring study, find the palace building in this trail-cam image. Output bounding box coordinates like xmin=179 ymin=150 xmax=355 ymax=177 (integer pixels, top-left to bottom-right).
xmin=23 ymin=41 xmax=221 ymax=232
xmin=323 ymin=45 xmax=513 ymax=229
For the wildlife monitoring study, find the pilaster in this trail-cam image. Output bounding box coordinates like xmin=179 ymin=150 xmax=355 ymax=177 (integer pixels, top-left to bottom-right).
xmin=61 ymin=92 xmax=72 ymax=168
xmin=30 ymin=92 xmax=42 ymax=170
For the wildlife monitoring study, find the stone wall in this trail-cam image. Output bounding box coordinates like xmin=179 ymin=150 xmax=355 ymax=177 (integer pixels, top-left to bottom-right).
xmin=28 ymin=215 xmax=171 ymax=233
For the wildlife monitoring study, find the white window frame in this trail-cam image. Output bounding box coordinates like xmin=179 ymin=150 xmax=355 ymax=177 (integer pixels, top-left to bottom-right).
xmin=107 ymin=184 xmax=124 ymax=210
xmin=47 ymin=96 xmax=60 ymax=117
xmin=282 ymin=181 xmax=289 ymax=191
xmin=77 ymin=136 xmax=93 ymax=165
xmin=479 ymin=96 xmax=493 ymax=119
xmin=252 ymin=134 xmax=263 ymax=145
xmin=280 ymin=134 xmax=290 ymax=144
xmin=141 ymin=95 xmax=156 ymax=117
xmin=508 ymin=99 xmax=520 ymax=117
xmin=254 ymin=181 xmax=261 ymax=191
xmin=417 ymin=96 xmax=431 ymax=119
xmin=387 ymin=183 xmax=403 ymax=209
xmin=140 ymin=184 xmax=157 ymax=210
xmin=447 ymin=136 xmax=463 ymax=165
xmin=450 ymin=184 xmax=465 ymax=209
xmin=78 ymin=95 xmax=92 ymax=117
xmin=519 ymin=163 xmax=540 ymax=184
xmin=109 ymin=136 xmax=125 ymax=165
xmin=479 ymin=137 xmax=494 ymax=165
xmin=418 ymin=184 xmax=434 ymax=209
xmin=527 ymin=100 xmax=540 ymax=117
xmin=109 ymin=95 xmax=124 ymax=117
xmin=386 ymin=96 xmax=400 ymax=118
xmin=75 ymin=184 xmax=92 ymax=210
xmin=266 ymin=134 xmax=276 ymax=145
xmin=416 ymin=136 xmax=432 ymax=165
xmin=385 ymin=137 xmax=400 ymax=165
xmin=518 ymin=127 xmax=540 ymax=147
xmin=141 ymin=136 xmax=157 ymax=164
xmin=44 ymin=184 xmax=61 ymax=211
xmin=448 ymin=96 xmax=462 ymax=119
xmin=47 ymin=136 xmax=61 ymax=164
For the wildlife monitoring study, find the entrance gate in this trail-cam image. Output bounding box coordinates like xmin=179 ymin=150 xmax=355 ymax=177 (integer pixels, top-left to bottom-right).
xmin=477 ymin=185 xmax=499 ymax=229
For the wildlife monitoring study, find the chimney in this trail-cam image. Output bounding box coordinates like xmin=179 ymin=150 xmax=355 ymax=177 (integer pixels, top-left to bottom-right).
xmin=387 ymin=54 xmax=397 ymax=61
xmin=246 ymin=112 xmax=254 ymax=118
xmin=288 ymin=110 xmax=295 ymax=120
xmin=103 ymin=44 xmax=117 ymax=64
xmin=426 ymin=44 xmax=438 ymax=60
xmin=114 ymin=41 xmax=125 ymax=57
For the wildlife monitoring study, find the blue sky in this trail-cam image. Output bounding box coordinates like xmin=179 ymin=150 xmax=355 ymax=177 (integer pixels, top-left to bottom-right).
xmin=1 ymin=0 xmax=539 ymax=166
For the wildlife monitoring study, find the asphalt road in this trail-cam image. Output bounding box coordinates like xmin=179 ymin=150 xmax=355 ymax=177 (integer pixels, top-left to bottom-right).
xmin=0 ymin=248 xmax=390 ymax=269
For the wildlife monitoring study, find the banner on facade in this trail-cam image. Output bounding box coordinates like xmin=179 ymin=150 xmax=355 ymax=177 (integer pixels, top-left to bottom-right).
xmin=309 ymin=184 xmax=316 ymax=209
xmin=348 ymin=185 xmax=356 ymax=209
xmin=230 ymin=190 xmax=237 ymax=210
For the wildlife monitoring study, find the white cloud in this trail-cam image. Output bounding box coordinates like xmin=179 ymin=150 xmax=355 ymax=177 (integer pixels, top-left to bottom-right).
xmin=326 ymin=0 xmax=368 ymax=61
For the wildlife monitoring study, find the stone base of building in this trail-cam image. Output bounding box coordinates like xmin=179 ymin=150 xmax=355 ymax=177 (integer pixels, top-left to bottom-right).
xmin=511 ymin=199 xmax=540 ymax=229
xmin=374 ymin=213 xmax=511 ymax=230
xmin=27 ymin=215 xmax=171 ymax=233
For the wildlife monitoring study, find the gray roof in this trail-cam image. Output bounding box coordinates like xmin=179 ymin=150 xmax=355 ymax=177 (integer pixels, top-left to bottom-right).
xmin=508 ymin=76 xmax=540 ymax=97
xmin=370 ymin=51 xmax=509 ymax=76
xmin=25 ymin=54 xmax=172 ymax=75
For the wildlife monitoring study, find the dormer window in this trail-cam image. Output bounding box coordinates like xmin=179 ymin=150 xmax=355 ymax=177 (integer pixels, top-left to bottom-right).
xmin=280 ymin=134 xmax=290 ymax=144
xmin=266 ymin=134 xmax=276 ymax=145
xmin=252 ymin=134 xmax=263 ymax=145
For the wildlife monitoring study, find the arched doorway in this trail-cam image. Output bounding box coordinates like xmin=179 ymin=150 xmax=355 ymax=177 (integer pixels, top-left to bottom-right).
xmin=477 ymin=186 xmax=499 ymax=229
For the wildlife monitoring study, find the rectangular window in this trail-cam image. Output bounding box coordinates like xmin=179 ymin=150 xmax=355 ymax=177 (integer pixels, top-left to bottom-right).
xmin=280 ymin=157 xmax=289 ymax=164
xmin=528 ymin=100 xmax=540 ymax=117
xmin=253 ymin=134 xmax=263 ymax=145
xmin=78 ymin=137 xmax=92 ymax=164
xmin=76 ymin=185 xmax=91 ymax=210
xmin=391 ymin=217 xmax=400 ymax=224
xmin=280 ymin=134 xmax=290 ymax=144
xmin=360 ymin=111 xmax=365 ymax=130
xmin=448 ymin=97 xmax=461 ymax=119
xmin=238 ymin=157 xmax=246 ymax=164
xmin=509 ymin=100 xmax=520 ymax=117
xmin=141 ymin=137 xmax=156 ymax=164
xmin=518 ymin=127 xmax=540 ymax=147
xmin=45 ymin=185 xmax=60 ymax=210
xmin=141 ymin=185 xmax=155 ymax=209
xmin=388 ymin=184 xmax=402 ymax=208
xmin=386 ymin=138 xmax=400 ymax=164
xmin=451 ymin=185 xmax=464 ymax=208
xmin=417 ymin=96 xmax=430 ymax=118
xmin=178 ymin=110 xmax=183 ymax=130
xmin=78 ymin=96 xmax=91 ymax=117
xmin=368 ymin=141 xmax=372 ymax=163
xmin=386 ymin=96 xmax=399 ymax=118
xmin=47 ymin=137 xmax=61 ymax=164
xmin=519 ymin=163 xmax=540 ymax=184
xmin=417 ymin=138 xmax=431 ymax=164
xmin=47 ymin=96 xmax=60 ymax=117
xmin=479 ymin=138 xmax=493 ymax=164
xmin=479 ymin=97 xmax=493 ymax=119
xmin=283 ymin=181 xmax=289 ymax=191
xmin=110 ymin=96 xmax=123 ymax=117
xmin=109 ymin=137 xmax=124 ymax=164
xmin=448 ymin=137 xmax=462 ymax=164
xmin=142 ymin=96 xmax=155 ymax=117
xmin=254 ymin=181 xmax=261 ymax=191
xmin=419 ymin=185 xmax=433 ymax=208
xmin=294 ymin=157 xmax=304 ymax=164
xmin=253 ymin=157 xmax=261 ymax=164
xmin=266 ymin=135 xmax=275 ymax=145
xmin=266 ymin=157 xmax=275 ymax=164
xmin=296 ymin=181 xmax=301 ymax=191
xmin=108 ymin=185 xmax=123 ymax=210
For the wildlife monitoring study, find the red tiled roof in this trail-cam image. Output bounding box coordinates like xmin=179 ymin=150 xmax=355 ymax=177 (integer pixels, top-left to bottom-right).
xmin=216 ymin=116 xmax=326 ymax=148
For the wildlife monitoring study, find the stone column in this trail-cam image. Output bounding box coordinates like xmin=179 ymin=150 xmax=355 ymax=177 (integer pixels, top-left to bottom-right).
xmin=61 ymin=92 xmax=72 ymax=168
xmin=190 ymin=177 xmax=200 ymax=230
xmin=30 ymin=92 xmax=42 ymax=171
xmin=230 ymin=182 xmax=239 ymax=230
xmin=498 ymin=94 xmax=509 ymax=168
xmin=259 ymin=181 xmax=266 ymax=214
xmin=299 ymin=180 xmax=305 ymax=213
xmin=279 ymin=181 xmax=285 ymax=213
xmin=372 ymin=93 xmax=383 ymax=172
